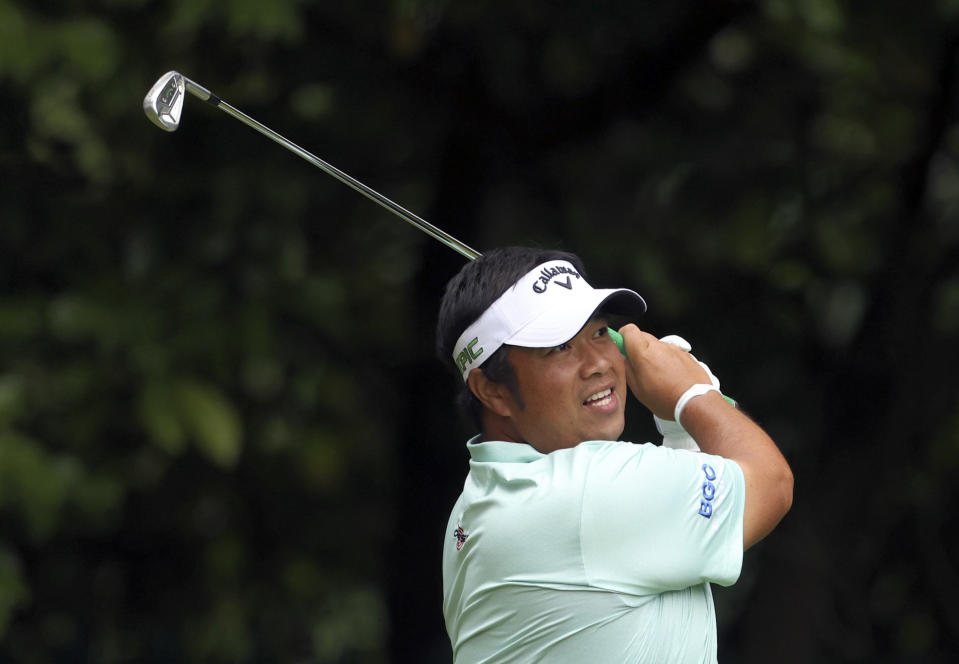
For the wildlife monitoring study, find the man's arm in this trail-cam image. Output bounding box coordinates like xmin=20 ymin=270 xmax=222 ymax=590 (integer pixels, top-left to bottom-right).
xmin=680 ymin=392 xmax=793 ymax=549
xmin=618 ymin=324 xmax=794 ymax=550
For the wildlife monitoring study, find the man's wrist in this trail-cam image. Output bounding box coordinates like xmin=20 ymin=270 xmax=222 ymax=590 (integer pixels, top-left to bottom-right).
xmin=674 ymin=383 xmax=721 ymax=425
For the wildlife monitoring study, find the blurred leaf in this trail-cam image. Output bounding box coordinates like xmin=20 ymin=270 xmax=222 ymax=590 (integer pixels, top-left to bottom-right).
xmin=205 ymin=535 xmax=246 ymax=583
xmin=186 ymin=595 xmax=252 ymax=662
xmin=0 ymin=1 xmax=40 ymax=81
xmin=139 ymin=381 xmax=188 ymax=455
xmin=0 ymin=546 xmax=30 ymax=639
xmin=933 ymin=277 xmax=959 ymax=334
xmin=0 ymin=432 xmax=77 ymax=541
xmin=297 ymin=431 xmax=344 ymax=490
xmin=174 ymin=380 xmax=243 ymax=468
xmin=29 ymin=77 xmax=113 ymax=184
xmin=226 ymin=0 xmax=305 ymax=42
xmin=54 ymin=19 xmax=120 ymax=80
xmin=166 ymin=0 xmax=306 ymax=41
xmin=0 ymin=299 xmax=44 ymax=340
xmin=71 ymin=474 xmax=124 ymax=531
xmin=290 ymin=83 xmax=336 ymax=120
xmin=311 ymin=586 xmax=387 ymax=663
xmin=0 ymin=376 xmax=26 ymax=428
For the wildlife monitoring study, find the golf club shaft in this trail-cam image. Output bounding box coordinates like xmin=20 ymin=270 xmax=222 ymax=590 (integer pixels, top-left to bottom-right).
xmin=180 ymin=76 xmax=481 ymax=261
xmin=153 ymin=75 xmax=636 ymax=355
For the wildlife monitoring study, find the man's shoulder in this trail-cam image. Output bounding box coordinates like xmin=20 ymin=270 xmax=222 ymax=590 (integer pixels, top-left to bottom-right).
xmin=543 ymin=440 xmax=661 ymax=477
xmin=567 ymin=439 xmax=659 ymax=458
xmin=560 ymin=440 xmax=709 ymax=487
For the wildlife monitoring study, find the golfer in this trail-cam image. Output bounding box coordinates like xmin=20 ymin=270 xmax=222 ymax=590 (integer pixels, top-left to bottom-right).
xmin=436 ymin=247 xmax=793 ymax=663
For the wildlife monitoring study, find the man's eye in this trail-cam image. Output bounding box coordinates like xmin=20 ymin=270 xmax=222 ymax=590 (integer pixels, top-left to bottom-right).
xmin=551 ymin=342 xmax=572 ymax=354
xmin=597 ymin=327 xmax=609 ymax=338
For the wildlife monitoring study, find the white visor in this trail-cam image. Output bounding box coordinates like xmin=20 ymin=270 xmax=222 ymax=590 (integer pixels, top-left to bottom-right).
xmin=451 ymin=260 xmax=646 ymax=381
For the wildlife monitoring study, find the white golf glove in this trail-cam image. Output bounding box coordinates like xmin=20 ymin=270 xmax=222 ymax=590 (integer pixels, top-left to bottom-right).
xmin=654 ymin=335 xmax=722 ymax=451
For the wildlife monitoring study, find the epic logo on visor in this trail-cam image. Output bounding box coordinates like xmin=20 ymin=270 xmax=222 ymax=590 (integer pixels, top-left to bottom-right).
xmin=456 ymin=337 xmax=483 ymax=373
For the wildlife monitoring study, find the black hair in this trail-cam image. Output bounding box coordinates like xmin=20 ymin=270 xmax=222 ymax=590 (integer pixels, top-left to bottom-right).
xmin=435 ymin=246 xmax=588 ymax=430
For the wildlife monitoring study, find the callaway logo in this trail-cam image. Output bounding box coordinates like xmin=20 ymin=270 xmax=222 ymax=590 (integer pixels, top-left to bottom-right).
xmin=531 ymin=265 xmax=581 ymax=293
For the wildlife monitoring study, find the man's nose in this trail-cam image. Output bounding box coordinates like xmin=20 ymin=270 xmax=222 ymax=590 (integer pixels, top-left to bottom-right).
xmin=580 ymin=340 xmax=612 ymax=377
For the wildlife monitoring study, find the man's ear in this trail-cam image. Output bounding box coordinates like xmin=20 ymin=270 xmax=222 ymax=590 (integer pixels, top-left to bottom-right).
xmin=466 ymin=369 xmax=514 ymax=418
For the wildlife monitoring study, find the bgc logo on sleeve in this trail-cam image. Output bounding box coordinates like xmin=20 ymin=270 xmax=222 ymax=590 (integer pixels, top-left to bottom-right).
xmin=698 ymin=464 xmax=717 ymax=518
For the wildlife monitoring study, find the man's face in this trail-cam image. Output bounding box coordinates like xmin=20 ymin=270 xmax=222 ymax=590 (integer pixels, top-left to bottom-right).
xmin=498 ymin=317 xmax=627 ymax=453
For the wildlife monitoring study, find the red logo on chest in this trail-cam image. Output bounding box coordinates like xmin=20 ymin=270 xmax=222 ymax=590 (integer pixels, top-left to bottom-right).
xmin=453 ymin=525 xmax=469 ymax=551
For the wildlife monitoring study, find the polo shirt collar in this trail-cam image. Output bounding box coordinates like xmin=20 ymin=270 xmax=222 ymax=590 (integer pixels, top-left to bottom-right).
xmin=466 ymin=435 xmax=544 ymax=463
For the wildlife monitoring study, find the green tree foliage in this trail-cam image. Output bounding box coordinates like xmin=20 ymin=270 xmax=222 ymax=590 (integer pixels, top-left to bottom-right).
xmin=0 ymin=0 xmax=956 ymax=662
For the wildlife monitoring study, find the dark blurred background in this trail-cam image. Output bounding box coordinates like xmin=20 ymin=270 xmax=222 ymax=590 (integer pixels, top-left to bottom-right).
xmin=1 ymin=0 xmax=957 ymax=661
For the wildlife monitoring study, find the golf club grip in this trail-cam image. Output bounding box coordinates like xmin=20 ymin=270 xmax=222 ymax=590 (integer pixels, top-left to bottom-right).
xmin=607 ymin=328 xmax=627 ymax=357
xmin=608 ymin=328 xmax=740 ymax=409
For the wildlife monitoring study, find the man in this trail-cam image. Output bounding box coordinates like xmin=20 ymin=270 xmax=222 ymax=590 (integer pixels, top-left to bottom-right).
xmin=436 ymin=247 xmax=793 ymax=663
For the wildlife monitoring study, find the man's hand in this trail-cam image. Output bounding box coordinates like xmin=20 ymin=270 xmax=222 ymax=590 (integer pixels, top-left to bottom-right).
xmin=654 ymin=335 xmax=721 ymax=451
xmin=619 ymin=325 xmax=794 ymax=550
xmin=617 ymin=324 xmax=712 ymax=420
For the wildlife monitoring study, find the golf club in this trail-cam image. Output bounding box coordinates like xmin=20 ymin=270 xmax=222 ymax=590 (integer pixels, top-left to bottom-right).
xmin=143 ymin=70 xmax=481 ymax=261
xmin=143 ymin=71 xmax=629 ymax=355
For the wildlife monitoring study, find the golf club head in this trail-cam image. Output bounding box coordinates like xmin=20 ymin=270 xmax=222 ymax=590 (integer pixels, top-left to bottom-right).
xmin=143 ymin=71 xmax=185 ymax=131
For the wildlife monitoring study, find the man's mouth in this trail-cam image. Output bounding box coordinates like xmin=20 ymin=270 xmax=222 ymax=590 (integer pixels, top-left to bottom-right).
xmin=583 ymin=388 xmax=613 ymax=407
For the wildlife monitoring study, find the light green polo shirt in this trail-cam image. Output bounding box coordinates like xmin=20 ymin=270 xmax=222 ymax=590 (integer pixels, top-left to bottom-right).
xmin=442 ymin=437 xmax=745 ymax=663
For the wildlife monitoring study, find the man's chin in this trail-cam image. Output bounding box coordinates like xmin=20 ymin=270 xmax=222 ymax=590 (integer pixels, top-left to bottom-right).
xmin=583 ymin=420 xmax=626 ymax=444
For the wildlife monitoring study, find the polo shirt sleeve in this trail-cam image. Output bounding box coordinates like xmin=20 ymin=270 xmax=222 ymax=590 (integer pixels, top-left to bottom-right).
xmin=579 ymin=441 xmax=745 ymax=596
